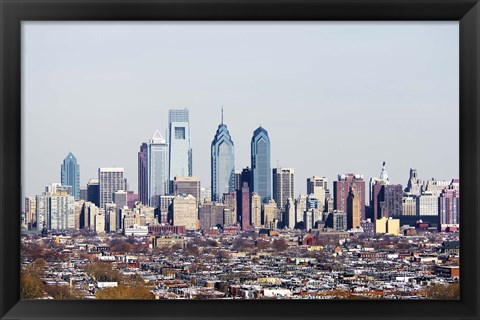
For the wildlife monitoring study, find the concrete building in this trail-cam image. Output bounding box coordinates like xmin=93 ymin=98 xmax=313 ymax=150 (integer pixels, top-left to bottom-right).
xmin=36 ymin=186 xmax=75 ymax=231
xmin=333 ymin=210 xmax=347 ymax=231
xmin=200 ymin=187 xmax=211 ymax=204
xmin=347 ymin=184 xmax=361 ymax=230
xmin=251 ymin=192 xmax=262 ymax=227
xmin=284 ymin=198 xmax=295 ymax=229
xmin=417 ymin=192 xmax=439 ymax=216
xmin=199 ymin=202 xmax=226 ymax=229
xmin=439 ymin=187 xmax=460 ymax=228
xmin=262 ymin=200 xmax=277 ymax=229
xmin=94 ymin=209 xmax=106 ymax=233
xmin=171 ymin=194 xmax=198 ymax=230
xmin=375 ymin=217 xmax=400 ymax=235
xmin=272 ymin=167 xmax=294 ymax=212
xmin=113 ymin=190 xmax=127 ymax=229
xmin=237 ymin=182 xmax=250 ymax=230
xmin=402 ymin=195 xmax=417 ymax=216
xmin=307 ymin=176 xmax=328 ymax=211
xmin=174 ymin=176 xmax=201 ymax=206
xmin=295 ymin=194 xmax=308 ymax=226
xmin=99 ymin=168 xmax=125 ymax=208
xmin=334 ymin=173 xmax=366 ymax=221
xmin=25 ymin=197 xmax=36 ymax=229
xmin=405 ymin=168 xmax=421 ymax=195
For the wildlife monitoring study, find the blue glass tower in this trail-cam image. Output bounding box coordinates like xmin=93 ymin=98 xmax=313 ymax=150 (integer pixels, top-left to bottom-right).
xmin=61 ymin=152 xmax=80 ymax=200
xmin=251 ymin=127 xmax=271 ymax=203
xmin=211 ymin=110 xmax=235 ymax=202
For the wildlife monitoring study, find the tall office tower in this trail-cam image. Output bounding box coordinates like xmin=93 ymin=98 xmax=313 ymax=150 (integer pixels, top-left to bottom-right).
xmin=170 ymin=194 xmax=198 ymax=230
xmin=25 ymin=197 xmax=36 ymax=229
xmin=371 ymin=180 xmax=387 ymax=219
xmin=138 ymin=142 xmax=148 ymax=205
xmin=223 ymin=192 xmax=236 ymax=216
xmin=240 ymin=167 xmax=253 ymax=189
xmin=87 ymin=178 xmax=100 ymax=207
xmin=272 ymin=167 xmax=294 ymax=211
xmin=99 ymin=168 xmax=125 ymax=208
xmin=237 ymin=182 xmax=250 ymax=230
xmin=402 ymin=195 xmax=417 ymax=215
xmin=405 ymin=168 xmax=421 ymax=195
xmin=262 ymin=200 xmax=277 ymax=229
xmin=334 ymin=173 xmax=366 ymax=221
xmin=234 ymin=170 xmax=242 ymax=191
xmin=251 ymin=126 xmax=271 ymax=203
xmin=250 ymin=192 xmax=262 ymax=227
xmin=347 ymin=184 xmax=361 ymax=229
xmin=211 ymin=114 xmax=235 ymax=202
xmin=307 ymin=176 xmax=328 ymax=211
xmin=416 ymin=192 xmax=439 ymax=216
xmin=61 ymin=152 xmax=80 ymax=200
xmin=439 ymin=187 xmax=460 ymax=228
xmin=174 ymin=176 xmax=201 ymax=206
xmin=145 ymin=131 xmax=169 ymax=206
xmin=295 ymin=194 xmax=308 ymax=225
xmin=168 ymin=109 xmax=192 ymax=183
xmin=198 ymin=202 xmax=225 ymax=229
xmin=369 ymin=161 xmax=390 ymax=206
xmin=284 ymin=197 xmax=295 ymax=229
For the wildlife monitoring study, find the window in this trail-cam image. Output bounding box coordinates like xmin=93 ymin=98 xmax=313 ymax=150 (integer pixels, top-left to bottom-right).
xmin=174 ymin=127 xmax=185 ymax=139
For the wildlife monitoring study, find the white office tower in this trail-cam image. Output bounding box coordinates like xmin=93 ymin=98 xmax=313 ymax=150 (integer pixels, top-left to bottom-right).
xmin=99 ymin=168 xmax=125 ymax=208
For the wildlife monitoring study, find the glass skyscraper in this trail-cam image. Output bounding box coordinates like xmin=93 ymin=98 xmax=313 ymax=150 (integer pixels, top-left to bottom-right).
xmin=211 ymin=117 xmax=235 ymax=202
xmin=251 ymin=126 xmax=271 ymax=203
xmin=148 ymin=130 xmax=169 ymax=206
xmin=139 ymin=131 xmax=169 ymax=206
xmin=168 ymin=109 xmax=192 ymax=183
xmin=61 ymin=152 xmax=80 ymax=200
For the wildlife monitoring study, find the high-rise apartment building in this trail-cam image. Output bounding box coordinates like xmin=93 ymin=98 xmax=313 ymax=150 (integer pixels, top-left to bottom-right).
xmin=251 ymin=126 xmax=271 ymax=203
xmin=262 ymin=200 xmax=277 ymax=229
xmin=211 ymin=116 xmax=235 ymax=202
xmin=36 ymin=185 xmax=75 ymax=231
xmin=416 ymin=192 xmax=439 ymax=216
xmin=251 ymin=192 xmax=262 ymax=227
xmin=199 ymin=202 xmax=225 ymax=229
xmin=334 ymin=173 xmax=366 ymax=221
xmin=61 ymin=152 xmax=80 ymax=200
xmin=168 ymin=109 xmax=192 ymax=183
xmin=272 ymin=167 xmax=294 ymax=211
xmin=439 ymin=187 xmax=460 ymax=227
xmin=402 ymin=195 xmax=417 ymax=216
xmin=99 ymin=168 xmax=125 ymax=208
xmin=25 ymin=197 xmax=36 ymax=229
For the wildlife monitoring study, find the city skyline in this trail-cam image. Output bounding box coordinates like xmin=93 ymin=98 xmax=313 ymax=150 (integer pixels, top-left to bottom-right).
xmin=22 ymin=22 xmax=459 ymax=199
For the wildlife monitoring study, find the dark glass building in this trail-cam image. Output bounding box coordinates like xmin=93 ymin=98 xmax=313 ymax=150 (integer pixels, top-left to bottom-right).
xmin=60 ymin=152 xmax=80 ymax=200
xmin=211 ymin=116 xmax=235 ymax=202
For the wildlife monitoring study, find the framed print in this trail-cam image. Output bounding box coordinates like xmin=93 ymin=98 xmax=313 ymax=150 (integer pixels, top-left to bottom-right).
xmin=1 ymin=0 xmax=479 ymax=319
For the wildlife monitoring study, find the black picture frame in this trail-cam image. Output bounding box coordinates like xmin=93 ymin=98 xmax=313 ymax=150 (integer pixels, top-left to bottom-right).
xmin=1 ymin=0 xmax=479 ymax=319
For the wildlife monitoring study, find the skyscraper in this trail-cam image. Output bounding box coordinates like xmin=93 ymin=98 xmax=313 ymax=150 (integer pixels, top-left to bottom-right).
xmin=211 ymin=112 xmax=235 ymax=202
xmin=237 ymin=182 xmax=250 ymax=230
xmin=168 ymin=109 xmax=192 ymax=183
xmin=147 ymin=131 xmax=169 ymax=205
xmin=138 ymin=143 xmax=148 ymax=205
xmin=174 ymin=176 xmax=201 ymax=206
xmin=251 ymin=126 xmax=271 ymax=203
xmin=307 ymin=176 xmax=328 ymax=211
xmin=334 ymin=173 xmax=366 ymax=221
xmin=99 ymin=168 xmax=125 ymax=208
xmin=347 ymin=184 xmax=361 ymax=229
xmin=272 ymin=167 xmax=294 ymax=211
xmin=61 ymin=152 xmax=80 ymax=200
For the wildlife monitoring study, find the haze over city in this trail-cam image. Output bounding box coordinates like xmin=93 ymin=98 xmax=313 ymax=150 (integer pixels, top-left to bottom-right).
xmin=22 ymin=21 xmax=459 ymax=199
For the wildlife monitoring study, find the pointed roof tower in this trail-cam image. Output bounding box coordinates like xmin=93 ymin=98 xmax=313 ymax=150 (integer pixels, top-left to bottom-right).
xmin=151 ymin=130 xmax=166 ymax=144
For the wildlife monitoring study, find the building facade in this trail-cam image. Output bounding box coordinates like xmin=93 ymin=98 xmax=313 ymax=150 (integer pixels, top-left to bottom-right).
xmin=334 ymin=173 xmax=366 ymax=221
xmin=168 ymin=109 xmax=192 ymax=182
xmin=251 ymin=126 xmax=271 ymax=203
xmin=99 ymin=168 xmax=125 ymax=208
xmin=173 ymin=176 xmax=201 ymax=205
xmin=211 ymin=119 xmax=235 ymax=202
xmin=61 ymin=152 xmax=80 ymax=200
xmin=272 ymin=167 xmax=295 ymax=212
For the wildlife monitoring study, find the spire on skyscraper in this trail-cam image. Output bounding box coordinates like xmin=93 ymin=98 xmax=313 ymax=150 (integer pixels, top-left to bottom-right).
xmin=379 ymin=161 xmax=389 ymax=182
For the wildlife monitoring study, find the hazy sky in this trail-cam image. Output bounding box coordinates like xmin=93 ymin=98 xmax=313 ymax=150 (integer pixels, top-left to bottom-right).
xmin=22 ymin=21 xmax=459 ymax=201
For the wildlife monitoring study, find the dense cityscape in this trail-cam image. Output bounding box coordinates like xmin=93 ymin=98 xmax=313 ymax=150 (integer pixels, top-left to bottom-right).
xmin=20 ymin=108 xmax=460 ymax=300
